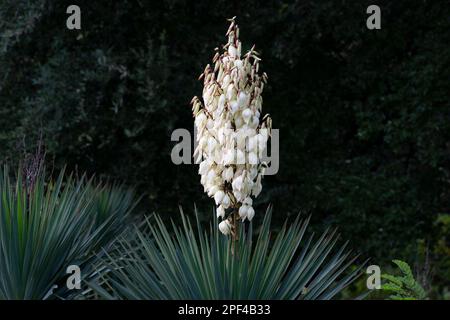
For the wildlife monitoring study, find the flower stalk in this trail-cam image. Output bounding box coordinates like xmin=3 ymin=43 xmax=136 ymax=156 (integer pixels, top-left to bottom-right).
xmin=192 ymin=17 xmax=272 ymax=235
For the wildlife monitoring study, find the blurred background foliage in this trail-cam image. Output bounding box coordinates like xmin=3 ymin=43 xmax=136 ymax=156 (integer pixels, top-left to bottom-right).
xmin=0 ymin=0 xmax=448 ymax=298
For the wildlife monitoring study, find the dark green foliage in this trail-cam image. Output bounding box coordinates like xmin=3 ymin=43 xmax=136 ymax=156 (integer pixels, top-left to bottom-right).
xmin=382 ymin=260 xmax=427 ymax=300
xmin=86 ymin=207 xmax=365 ymax=300
xmin=0 ymin=166 xmax=137 ymax=299
xmin=1 ymin=0 xmax=449 ymax=295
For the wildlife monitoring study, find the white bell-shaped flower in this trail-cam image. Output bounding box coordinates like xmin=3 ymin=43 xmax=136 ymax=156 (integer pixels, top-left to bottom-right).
xmin=218 ymin=220 xmax=232 ymax=235
xmin=239 ymin=205 xmax=248 ymax=220
xmin=247 ymin=206 xmax=255 ymax=221
xmin=217 ymin=205 xmax=225 ymax=218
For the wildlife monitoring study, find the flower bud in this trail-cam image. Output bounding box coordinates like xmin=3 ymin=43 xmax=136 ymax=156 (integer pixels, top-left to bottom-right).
xmin=228 ymin=45 xmax=237 ymax=57
xmin=234 ymin=59 xmax=243 ymax=69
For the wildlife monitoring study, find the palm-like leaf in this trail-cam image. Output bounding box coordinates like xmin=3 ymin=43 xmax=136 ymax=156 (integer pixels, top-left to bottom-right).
xmin=0 ymin=166 xmax=137 ymax=299
xmin=87 ymin=206 xmax=366 ymax=300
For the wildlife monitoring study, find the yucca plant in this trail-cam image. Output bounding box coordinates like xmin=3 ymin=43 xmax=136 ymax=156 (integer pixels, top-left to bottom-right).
xmin=86 ymin=206 xmax=366 ymax=300
xmin=0 ymin=166 xmax=137 ymax=299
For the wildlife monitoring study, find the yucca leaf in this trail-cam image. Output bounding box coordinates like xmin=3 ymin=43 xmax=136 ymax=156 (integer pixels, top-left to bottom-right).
xmin=86 ymin=207 xmax=366 ymax=300
xmin=0 ymin=166 xmax=137 ymax=299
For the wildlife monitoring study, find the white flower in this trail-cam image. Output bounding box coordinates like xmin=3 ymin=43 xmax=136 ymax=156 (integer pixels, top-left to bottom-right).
xmin=235 ymin=116 xmax=244 ymax=128
xmin=195 ymin=114 xmax=207 ymax=134
xmin=243 ymin=197 xmax=253 ymax=206
xmin=223 ymin=74 xmax=230 ymax=87
xmin=234 ymin=59 xmax=243 ymax=69
xmin=223 ymin=149 xmax=235 ymax=165
xmin=239 ymin=205 xmax=248 ymax=220
xmin=250 ymin=116 xmax=259 ymax=128
xmin=218 ymin=94 xmax=226 ymax=110
xmin=228 ymin=45 xmax=237 ymax=57
xmin=226 ymin=84 xmax=235 ymax=100
xmin=236 ymin=131 xmax=246 ymax=150
xmin=249 ymin=168 xmax=258 ymax=180
xmin=234 ymin=190 xmax=243 ymax=202
xmin=218 ymin=220 xmax=232 ymax=235
xmin=207 ymin=137 xmax=217 ymax=153
xmin=206 ymin=118 xmax=214 ymax=129
xmin=207 ymin=185 xmax=219 ymax=197
xmin=236 ymin=149 xmax=245 ymax=164
xmin=207 ymin=169 xmax=216 ymax=184
xmin=222 ymin=166 xmax=234 ymax=181
xmin=214 ymin=190 xmax=225 ymax=205
xmin=247 ymin=206 xmax=255 ymax=221
xmin=199 ymin=160 xmax=208 ymax=175
xmin=242 ymin=108 xmax=252 ymax=123
xmin=232 ymin=174 xmax=243 ymax=191
xmin=198 ymin=135 xmax=207 ymax=149
xmin=222 ymin=194 xmax=231 ymax=208
xmin=238 ymin=92 xmax=248 ymax=107
xmin=217 ymin=205 xmax=225 ymax=218
xmin=252 ymin=175 xmax=262 ymax=197
xmin=247 ymin=136 xmax=257 ymax=152
xmin=230 ymin=100 xmax=239 ymax=114
xmin=248 ymin=152 xmax=257 ymax=165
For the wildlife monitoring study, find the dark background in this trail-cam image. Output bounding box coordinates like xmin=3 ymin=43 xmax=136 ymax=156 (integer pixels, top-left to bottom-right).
xmin=0 ymin=0 xmax=449 ymax=297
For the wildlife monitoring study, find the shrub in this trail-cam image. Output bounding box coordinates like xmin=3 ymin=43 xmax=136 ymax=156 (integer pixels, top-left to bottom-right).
xmin=0 ymin=166 xmax=137 ymax=299
xmin=87 ymin=206 xmax=366 ymax=300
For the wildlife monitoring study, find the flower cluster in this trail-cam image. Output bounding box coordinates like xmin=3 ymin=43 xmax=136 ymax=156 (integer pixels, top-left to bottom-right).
xmin=191 ymin=18 xmax=272 ymax=235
